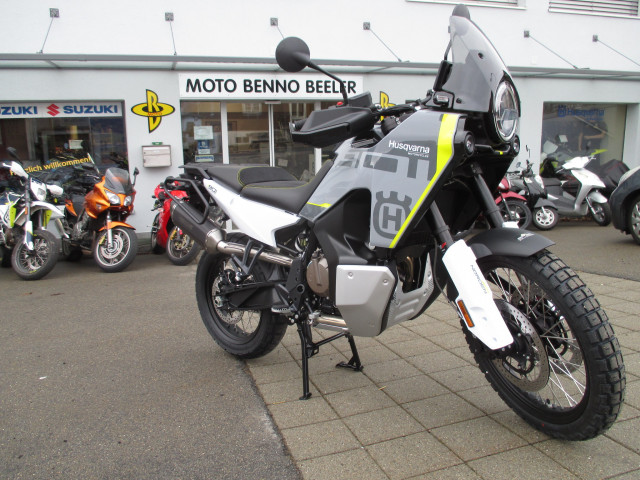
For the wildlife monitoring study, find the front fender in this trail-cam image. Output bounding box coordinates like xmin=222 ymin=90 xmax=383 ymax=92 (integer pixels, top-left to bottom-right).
xmin=99 ymin=221 xmax=135 ymax=232
xmin=467 ymin=228 xmax=554 ymax=260
xmin=31 ymin=201 xmax=65 ymax=219
xmin=587 ymin=190 xmax=608 ymax=204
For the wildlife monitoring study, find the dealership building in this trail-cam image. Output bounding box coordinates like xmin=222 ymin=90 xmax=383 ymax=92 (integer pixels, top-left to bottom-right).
xmin=1 ymin=0 xmax=639 ymax=234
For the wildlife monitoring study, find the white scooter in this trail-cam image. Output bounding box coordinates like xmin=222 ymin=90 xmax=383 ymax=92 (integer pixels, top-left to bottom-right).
xmin=540 ymin=141 xmax=611 ymax=226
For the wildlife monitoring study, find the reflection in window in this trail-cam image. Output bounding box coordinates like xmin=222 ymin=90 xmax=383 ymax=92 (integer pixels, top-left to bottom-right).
xmin=181 ymin=101 xmax=222 ymax=164
xmin=540 ymin=102 xmax=627 ymax=171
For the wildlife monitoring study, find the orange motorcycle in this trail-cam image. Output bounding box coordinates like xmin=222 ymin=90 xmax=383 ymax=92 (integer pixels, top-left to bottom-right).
xmin=62 ymin=165 xmax=139 ymax=272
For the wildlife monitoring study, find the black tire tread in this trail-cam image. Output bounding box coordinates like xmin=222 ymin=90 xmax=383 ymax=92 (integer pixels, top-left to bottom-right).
xmin=467 ymin=250 xmax=625 ymax=440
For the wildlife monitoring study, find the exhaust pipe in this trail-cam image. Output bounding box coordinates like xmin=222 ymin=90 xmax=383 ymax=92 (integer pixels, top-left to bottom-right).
xmin=312 ymin=314 xmax=348 ymax=332
xmin=171 ymin=201 xmax=293 ymax=267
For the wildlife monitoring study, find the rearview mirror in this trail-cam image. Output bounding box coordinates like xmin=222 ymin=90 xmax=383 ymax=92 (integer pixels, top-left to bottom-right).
xmin=276 ymin=37 xmax=311 ymax=73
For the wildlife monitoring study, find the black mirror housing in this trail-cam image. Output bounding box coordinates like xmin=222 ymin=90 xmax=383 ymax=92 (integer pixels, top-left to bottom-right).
xmin=276 ymin=37 xmax=311 ymax=72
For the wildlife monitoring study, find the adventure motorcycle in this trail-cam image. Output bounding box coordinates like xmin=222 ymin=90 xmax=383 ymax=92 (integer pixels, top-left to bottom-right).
xmin=61 ymin=163 xmax=139 ymax=272
xmin=0 ymin=147 xmax=64 ymax=280
xmin=507 ymin=159 xmax=559 ymax=231
xmin=151 ymin=182 xmax=202 ymax=265
xmin=540 ymin=144 xmax=612 ymax=226
xmin=167 ymin=5 xmax=624 ymax=440
xmin=494 ymin=176 xmax=532 ymax=229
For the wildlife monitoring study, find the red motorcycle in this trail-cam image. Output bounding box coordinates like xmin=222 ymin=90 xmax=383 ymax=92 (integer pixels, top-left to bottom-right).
xmin=495 ymin=177 xmax=532 ymax=229
xmin=150 ymin=182 xmax=201 ymax=265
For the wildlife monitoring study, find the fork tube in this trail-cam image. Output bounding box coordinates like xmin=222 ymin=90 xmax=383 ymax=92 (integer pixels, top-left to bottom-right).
xmin=470 ymin=162 xmax=504 ymax=228
xmin=428 ymin=203 xmax=454 ymax=247
xmin=106 ymin=211 xmax=113 ymax=247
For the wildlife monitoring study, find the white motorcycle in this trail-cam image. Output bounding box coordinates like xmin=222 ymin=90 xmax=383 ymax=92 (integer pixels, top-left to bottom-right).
xmin=0 ymin=148 xmax=65 ymax=280
xmin=167 ymin=5 xmax=624 ymax=440
xmin=540 ymin=142 xmax=612 ymax=225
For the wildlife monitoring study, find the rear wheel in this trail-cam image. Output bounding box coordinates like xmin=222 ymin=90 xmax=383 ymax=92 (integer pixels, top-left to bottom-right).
xmin=195 ymin=234 xmax=287 ymax=358
xmin=93 ymin=227 xmax=138 ymax=272
xmin=627 ymin=194 xmax=640 ymax=245
xmin=589 ymin=201 xmax=611 ymax=226
xmin=11 ymin=229 xmax=59 ymax=280
xmin=166 ymin=226 xmax=201 ymax=266
xmin=464 ymin=250 xmax=625 ymax=440
xmin=532 ymin=206 xmax=559 ymax=231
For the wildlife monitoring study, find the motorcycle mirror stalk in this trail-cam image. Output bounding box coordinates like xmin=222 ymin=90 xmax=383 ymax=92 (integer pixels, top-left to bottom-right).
xmin=276 ymin=37 xmax=349 ymax=106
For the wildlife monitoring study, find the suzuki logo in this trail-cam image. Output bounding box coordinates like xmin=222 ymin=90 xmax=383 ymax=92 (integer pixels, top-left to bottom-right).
xmin=47 ymin=104 xmax=60 ymax=116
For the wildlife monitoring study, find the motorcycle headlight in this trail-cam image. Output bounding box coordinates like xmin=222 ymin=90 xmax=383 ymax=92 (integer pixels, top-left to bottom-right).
xmin=123 ymin=196 xmax=132 ymax=207
xmin=106 ymin=190 xmax=121 ymax=205
xmin=31 ymin=179 xmax=47 ymax=201
xmin=493 ymin=82 xmax=519 ymax=142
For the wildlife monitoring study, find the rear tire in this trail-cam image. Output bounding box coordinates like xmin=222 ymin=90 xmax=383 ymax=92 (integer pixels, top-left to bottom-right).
xmin=166 ymin=226 xmax=201 ymax=266
xmin=195 ymin=234 xmax=287 ymax=358
xmin=11 ymin=229 xmax=59 ymax=280
xmin=93 ymin=227 xmax=138 ymax=272
xmin=532 ymin=206 xmax=559 ymax=231
xmin=464 ymin=250 xmax=625 ymax=440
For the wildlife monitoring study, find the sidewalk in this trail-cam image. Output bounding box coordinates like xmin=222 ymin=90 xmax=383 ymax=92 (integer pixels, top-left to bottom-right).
xmin=247 ymin=272 xmax=640 ymax=480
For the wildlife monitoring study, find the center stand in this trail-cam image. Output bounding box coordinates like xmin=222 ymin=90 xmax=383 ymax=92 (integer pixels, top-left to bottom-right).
xmin=295 ymin=319 xmax=363 ymax=400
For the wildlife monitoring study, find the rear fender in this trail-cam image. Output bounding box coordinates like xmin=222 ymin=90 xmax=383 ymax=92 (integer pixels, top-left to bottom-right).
xmin=99 ymin=221 xmax=135 ymax=232
xmin=467 ymin=227 xmax=554 ymax=260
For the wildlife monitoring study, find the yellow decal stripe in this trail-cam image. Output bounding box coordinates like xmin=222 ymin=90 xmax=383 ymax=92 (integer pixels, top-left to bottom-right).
xmin=307 ymin=202 xmax=332 ymax=208
xmin=388 ymin=113 xmax=458 ymax=248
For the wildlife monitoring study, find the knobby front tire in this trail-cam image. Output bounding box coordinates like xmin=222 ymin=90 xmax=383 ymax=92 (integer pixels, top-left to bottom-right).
xmin=464 ymin=250 xmax=625 ymax=440
xmin=11 ymin=229 xmax=59 ymax=280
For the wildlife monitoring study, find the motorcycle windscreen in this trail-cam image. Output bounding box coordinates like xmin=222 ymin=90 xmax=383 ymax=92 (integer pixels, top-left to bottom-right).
xmin=300 ymin=110 xmax=460 ymax=248
xmin=104 ymin=168 xmax=133 ymax=195
xmin=441 ymin=15 xmax=511 ymax=113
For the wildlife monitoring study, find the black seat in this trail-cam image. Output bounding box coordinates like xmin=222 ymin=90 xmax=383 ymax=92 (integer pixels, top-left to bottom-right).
xmin=241 ymin=161 xmax=334 ymax=213
xmin=192 ymin=164 xmax=299 ymax=193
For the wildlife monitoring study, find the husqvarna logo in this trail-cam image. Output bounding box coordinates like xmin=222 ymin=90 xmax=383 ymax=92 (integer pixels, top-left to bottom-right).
xmin=131 ymin=90 xmax=175 ymax=132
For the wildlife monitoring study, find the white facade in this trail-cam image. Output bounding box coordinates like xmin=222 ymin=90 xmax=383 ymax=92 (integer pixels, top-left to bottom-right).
xmin=1 ymin=0 xmax=639 ymax=233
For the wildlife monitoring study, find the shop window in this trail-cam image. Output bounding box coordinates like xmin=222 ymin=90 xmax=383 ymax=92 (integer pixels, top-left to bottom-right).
xmin=272 ymin=102 xmax=316 ymax=180
xmin=0 ymin=102 xmax=128 ymax=177
xmin=540 ymin=102 xmax=627 ymax=172
xmin=181 ymin=101 xmax=222 ymax=163
xmin=227 ymin=102 xmax=270 ymax=166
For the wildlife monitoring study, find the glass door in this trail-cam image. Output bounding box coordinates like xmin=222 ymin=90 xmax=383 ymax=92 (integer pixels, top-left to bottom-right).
xmin=272 ymin=102 xmax=317 ymax=180
xmin=227 ymin=102 xmax=270 ymax=165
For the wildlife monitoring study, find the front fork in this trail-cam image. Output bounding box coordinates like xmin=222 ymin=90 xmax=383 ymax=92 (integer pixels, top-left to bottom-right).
xmin=428 ymin=163 xmax=514 ymax=350
xmin=105 ymin=211 xmax=114 ymax=248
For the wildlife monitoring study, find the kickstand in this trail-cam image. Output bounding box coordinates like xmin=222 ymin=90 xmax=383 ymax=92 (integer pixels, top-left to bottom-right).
xmin=296 ymin=322 xmax=364 ymax=400
xmin=336 ymin=333 xmax=363 ymax=372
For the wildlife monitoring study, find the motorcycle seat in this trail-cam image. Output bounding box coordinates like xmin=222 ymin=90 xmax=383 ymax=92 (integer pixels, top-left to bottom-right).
xmin=193 ymin=164 xmax=298 ymax=193
xmin=241 ymin=160 xmax=334 ymax=213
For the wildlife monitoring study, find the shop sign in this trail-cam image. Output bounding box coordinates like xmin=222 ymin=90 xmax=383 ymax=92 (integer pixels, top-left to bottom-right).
xmin=179 ymin=73 xmax=364 ymax=100
xmin=131 ymin=89 xmax=175 ymax=133
xmin=0 ymin=102 xmax=122 ymax=119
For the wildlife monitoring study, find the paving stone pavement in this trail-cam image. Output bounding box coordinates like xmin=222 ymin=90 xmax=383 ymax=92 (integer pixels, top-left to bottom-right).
xmin=246 ymin=272 xmax=640 ymax=480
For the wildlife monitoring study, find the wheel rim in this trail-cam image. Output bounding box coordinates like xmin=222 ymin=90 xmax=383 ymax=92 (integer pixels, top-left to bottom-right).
xmin=535 ymin=208 xmax=555 ymax=226
xmin=483 ymin=264 xmax=588 ymax=418
xmin=168 ymin=228 xmax=195 ymax=259
xmin=590 ymin=203 xmax=606 ymax=223
xmin=16 ymin=237 xmax=51 ymax=272
xmin=97 ymin=230 xmax=130 ymax=266
xmin=502 ymin=201 xmax=529 ymax=228
xmin=210 ymin=258 xmax=261 ymax=337
xmin=150 ymin=215 xmax=159 ymax=249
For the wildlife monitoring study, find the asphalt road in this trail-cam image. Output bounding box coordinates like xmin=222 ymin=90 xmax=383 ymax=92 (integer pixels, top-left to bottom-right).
xmin=540 ymin=218 xmax=640 ymax=282
xmin=0 ymin=253 xmax=300 ymax=480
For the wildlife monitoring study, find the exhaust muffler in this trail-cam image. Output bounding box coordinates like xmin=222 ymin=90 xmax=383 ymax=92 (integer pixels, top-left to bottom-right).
xmin=170 ymin=201 xmax=293 ymax=267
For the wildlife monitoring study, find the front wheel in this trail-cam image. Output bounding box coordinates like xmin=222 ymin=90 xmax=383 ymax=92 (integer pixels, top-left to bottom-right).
xmin=464 ymin=250 xmax=625 ymax=440
xmin=195 ymin=234 xmax=287 ymax=358
xmin=532 ymin=206 xmax=559 ymax=231
xmin=93 ymin=227 xmax=138 ymax=272
xmin=589 ymin=201 xmax=612 ymax=226
xmin=166 ymin=226 xmax=202 ymax=266
xmin=11 ymin=229 xmax=59 ymax=280
xmin=627 ymin=194 xmax=640 ymax=245
xmin=500 ymin=199 xmax=532 ymax=229
xmin=150 ymin=213 xmax=165 ymax=254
